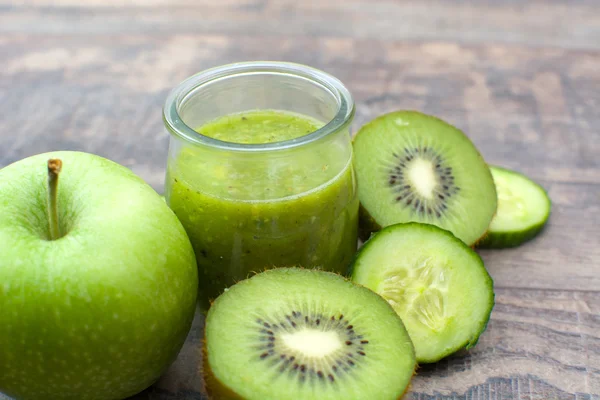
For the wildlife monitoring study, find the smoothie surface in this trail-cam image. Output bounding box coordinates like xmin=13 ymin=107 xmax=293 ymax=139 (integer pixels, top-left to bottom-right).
xmin=196 ymin=110 xmax=322 ymax=144
xmin=177 ymin=110 xmax=347 ymax=201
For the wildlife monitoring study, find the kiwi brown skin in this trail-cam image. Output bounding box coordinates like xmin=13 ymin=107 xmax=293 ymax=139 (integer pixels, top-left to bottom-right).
xmin=202 ymin=340 xmax=245 ymax=400
xmin=358 ymin=204 xmax=381 ymax=242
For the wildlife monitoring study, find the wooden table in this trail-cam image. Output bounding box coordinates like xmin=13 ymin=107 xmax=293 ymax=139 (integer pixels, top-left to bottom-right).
xmin=1 ymin=1 xmax=599 ymax=399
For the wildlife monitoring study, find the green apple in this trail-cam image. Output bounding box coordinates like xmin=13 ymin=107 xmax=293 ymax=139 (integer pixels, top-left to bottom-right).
xmin=0 ymin=151 xmax=198 ymax=400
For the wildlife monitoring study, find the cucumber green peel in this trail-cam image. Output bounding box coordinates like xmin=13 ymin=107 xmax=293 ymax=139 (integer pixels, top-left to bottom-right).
xmin=350 ymin=223 xmax=494 ymax=363
xmin=478 ymin=166 xmax=551 ymax=248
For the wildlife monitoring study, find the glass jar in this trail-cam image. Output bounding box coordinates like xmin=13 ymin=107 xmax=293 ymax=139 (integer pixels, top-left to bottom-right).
xmin=163 ymin=62 xmax=357 ymax=308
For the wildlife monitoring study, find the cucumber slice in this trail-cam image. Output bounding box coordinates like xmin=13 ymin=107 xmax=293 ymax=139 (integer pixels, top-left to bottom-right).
xmin=350 ymin=223 xmax=494 ymax=363
xmin=478 ymin=166 xmax=551 ymax=248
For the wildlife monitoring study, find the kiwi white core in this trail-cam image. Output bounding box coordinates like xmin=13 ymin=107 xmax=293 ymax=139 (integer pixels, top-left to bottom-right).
xmin=408 ymin=159 xmax=437 ymax=199
xmin=282 ymin=329 xmax=342 ymax=357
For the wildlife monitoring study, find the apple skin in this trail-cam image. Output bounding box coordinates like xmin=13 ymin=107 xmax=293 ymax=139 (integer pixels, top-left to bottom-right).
xmin=0 ymin=151 xmax=199 ymax=400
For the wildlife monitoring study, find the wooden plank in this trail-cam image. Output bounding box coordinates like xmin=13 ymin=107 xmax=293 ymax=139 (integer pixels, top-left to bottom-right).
xmin=0 ymin=0 xmax=600 ymax=49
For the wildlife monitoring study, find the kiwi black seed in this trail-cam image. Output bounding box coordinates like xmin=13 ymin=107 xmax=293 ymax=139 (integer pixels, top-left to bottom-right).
xmin=203 ymin=268 xmax=416 ymax=400
xmin=353 ymin=111 xmax=497 ymax=245
xmin=387 ymin=146 xmax=460 ymax=219
xmin=252 ymin=312 xmax=368 ymax=383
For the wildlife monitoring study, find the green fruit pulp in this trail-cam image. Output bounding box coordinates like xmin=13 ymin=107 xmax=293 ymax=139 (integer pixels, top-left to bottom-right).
xmin=478 ymin=166 xmax=551 ymax=248
xmin=350 ymin=223 xmax=494 ymax=363
xmin=353 ymin=111 xmax=497 ymax=245
xmin=204 ymin=268 xmax=416 ymax=400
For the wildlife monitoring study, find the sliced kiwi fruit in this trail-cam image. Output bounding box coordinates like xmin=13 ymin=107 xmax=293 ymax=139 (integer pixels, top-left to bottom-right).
xmin=203 ymin=268 xmax=416 ymax=400
xmin=350 ymin=223 xmax=494 ymax=363
xmin=353 ymin=111 xmax=497 ymax=246
xmin=477 ymin=166 xmax=551 ymax=248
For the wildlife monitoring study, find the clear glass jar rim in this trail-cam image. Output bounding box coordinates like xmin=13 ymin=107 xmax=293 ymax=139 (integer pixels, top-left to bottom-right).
xmin=163 ymin=61 xmax=355 ymax=152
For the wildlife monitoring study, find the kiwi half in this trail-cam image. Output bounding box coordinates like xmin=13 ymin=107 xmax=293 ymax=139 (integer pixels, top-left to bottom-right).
xmin=477 ymin=166 xmax=551 ymax=248
xmin=353 ymin=111 xmax=497 ymax=246
xmin=350 ymin=223 xmax=494 ymax=363
xmin=203 ymin=268 xmax=416 ymax=400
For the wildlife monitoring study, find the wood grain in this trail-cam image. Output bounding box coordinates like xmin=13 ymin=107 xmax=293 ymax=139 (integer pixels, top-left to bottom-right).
xmin=0 ymin=0 xmax=599 ymax=399
xmin=1 ymin=0 xmax=600 ymax=49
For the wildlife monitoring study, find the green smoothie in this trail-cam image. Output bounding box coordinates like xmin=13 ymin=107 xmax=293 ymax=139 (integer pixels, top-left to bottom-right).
xmin=165 ymin=110 xmax=358 ymax=308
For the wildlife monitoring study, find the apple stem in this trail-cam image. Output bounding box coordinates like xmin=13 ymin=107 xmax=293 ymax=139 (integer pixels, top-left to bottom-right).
xmin=47 ymin=159 xmax=63 ymax=241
